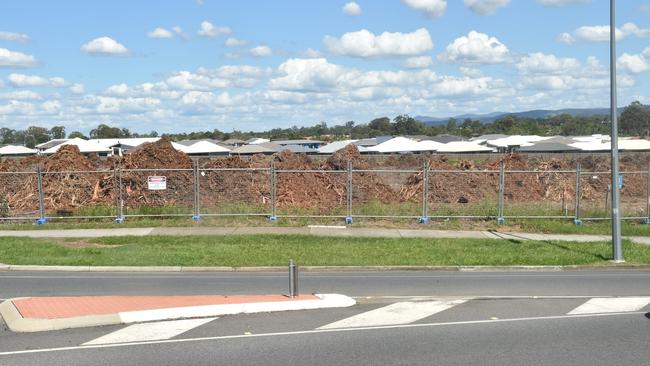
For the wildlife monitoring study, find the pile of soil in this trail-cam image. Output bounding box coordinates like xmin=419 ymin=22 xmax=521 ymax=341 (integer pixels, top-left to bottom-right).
xmin=106 ymin=138 xmax=194 ymax=207
xmin=2 ymin=141 xmax=650 ymax=216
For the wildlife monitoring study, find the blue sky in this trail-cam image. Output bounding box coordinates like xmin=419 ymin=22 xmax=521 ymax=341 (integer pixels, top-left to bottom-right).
xmin=0 ymin=0 xmax=648 ymax=133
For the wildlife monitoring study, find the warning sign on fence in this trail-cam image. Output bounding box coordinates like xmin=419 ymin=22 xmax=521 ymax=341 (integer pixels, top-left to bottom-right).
xmin=148 ymin=176 xmax=167 ymax=190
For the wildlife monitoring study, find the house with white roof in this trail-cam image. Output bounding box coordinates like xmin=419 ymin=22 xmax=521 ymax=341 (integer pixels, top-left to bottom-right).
xmin=0 ymin=145 xmax=38 ymax=157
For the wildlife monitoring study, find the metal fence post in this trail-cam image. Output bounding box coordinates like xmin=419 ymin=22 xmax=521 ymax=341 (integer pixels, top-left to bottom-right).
xmin=574 ymin=162 xmax=582 ymax=225
xmin=345 ymin=160 xmax=353 ymax=225
xmin=115 ymin=161 xmax=125 ymax=223
xmin=269 ymin=160 xmax=277 ymax=221
xmin=36 ymin=165 xmax=47 ymax=225
xmin=192 ymin=160 xmax=202 ymax=221
xmin=420 ymin=160 xmax=430 ymax=224
xmin=497 ymin=159 xmax=505 ymax=224
xmin=645 ymin=163 xmax=650 ymax=225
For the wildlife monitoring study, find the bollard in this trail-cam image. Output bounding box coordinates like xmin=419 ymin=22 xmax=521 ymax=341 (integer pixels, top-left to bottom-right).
xmin=288 ymin=259 xmax=298 ymax=298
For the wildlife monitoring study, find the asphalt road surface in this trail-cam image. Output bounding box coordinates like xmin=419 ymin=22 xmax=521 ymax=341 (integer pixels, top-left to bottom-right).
xmin=1 ymin=270 xmax=650 ymax=365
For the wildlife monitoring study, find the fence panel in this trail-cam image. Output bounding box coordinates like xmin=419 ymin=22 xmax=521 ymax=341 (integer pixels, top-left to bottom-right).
xmin=198 ymin=168 xmax=271 ymax=217
xmin=0 ymin=170 xmax=40 ymax=220
xmin=579 ymin=171 xmax=611 ymax=220
xmin=352 ymin=168 xmax=422 ymax=219
xmin=274 ymin=170 xmax=348 ymax=218
xmin=503 ymin=170 xmax=576 ymax=219
xmin=426 ymin=170 xmax=499 ymax=219
xmin=619 ymin=171 xmax=647 ymax=219
xmin=40 ymin=169 xmax=115 ymax=220
xmin=120 ymin=168 xmax=195 ymax=218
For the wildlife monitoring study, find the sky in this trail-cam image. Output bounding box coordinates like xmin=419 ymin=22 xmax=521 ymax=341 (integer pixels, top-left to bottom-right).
xmin=0 ymin=0 xmax=649 ymax=134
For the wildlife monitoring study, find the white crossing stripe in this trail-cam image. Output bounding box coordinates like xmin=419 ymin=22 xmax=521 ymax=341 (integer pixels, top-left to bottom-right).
xmin=318 ymin=300 xmax=465 ymax=329
xmin=568 ymin=297 xmax=650 ymax=315
xmin=83 ymin=317 xmax=217 ymax=345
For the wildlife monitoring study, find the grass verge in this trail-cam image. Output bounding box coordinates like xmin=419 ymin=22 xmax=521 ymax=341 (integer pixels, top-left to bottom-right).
xmin=1 ymin=235 xmax=650 ymax=267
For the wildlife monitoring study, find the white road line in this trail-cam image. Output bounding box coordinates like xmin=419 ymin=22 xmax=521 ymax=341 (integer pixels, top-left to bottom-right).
xmin=568 ymin=297 xmax=650 ymax=315
xmin=318 ymin=300 xmax=465 ymax=329
xmin=0 ymin=311 xmax=644 ymax=357
xmin=83 ymin=318 xmax=217 ymax=346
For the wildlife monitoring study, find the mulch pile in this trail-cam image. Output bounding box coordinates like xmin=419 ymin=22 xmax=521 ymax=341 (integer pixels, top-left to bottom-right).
xmin=2 ymin=141 xmax=650 ymax=216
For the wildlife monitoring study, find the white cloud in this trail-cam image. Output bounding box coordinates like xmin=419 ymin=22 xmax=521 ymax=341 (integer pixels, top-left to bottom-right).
xmin=404 ymin=56 xmax=433 ymax=69
xmin=618 ymin=53 xmax=650 ymax=74
xmin=69 ymin=83 xmax=85 ymax=94
xmin=250 ymin=45 xmax=272 ymax=57
xmin=438 ymin=31 xmax=509 ymax=64
xmin=0 ymin=90 xmax=42 ymax=100
xmin=8 ymin=73 xmax=67 ymax=88
xmin=301 ymin=48 xmax=323 ymax=58
xmin=42 ymin=100 xmax=61 ymax=113
xmin=197 ymin=21 xmax=231 ymax=38
xmin=557 ymin=32 xmax=576 ymax=45
xmin=621 ymin=23 xmax=650 ymax=38
xmin=0 ymin=31 xmax=30 ymax=43
xmin=516 ymin=53 xmax=581 ymax=75
xmin=81 ymin=37 xmax=129 ymax=56
xmin=643 ymin=47 xmax=650 ymax=59
xmin=225 ymin=37 xmax=248 ymax=47
xmin=0 ymin=48 xmax=38 ymax=68
xmin=459 ymin=66 xmax=483 ymax=78
xmin=268 ymin=58 xmax=346 ymax=91
xmin=401 ymin=0 xmax=447 ymax=18
xmin=464 ymin=0 xmax=510 ymax=15
xmin=642 ymin=4 xmax=650 ymax=12
xmin=343 ymin=2 xmax=362 ymax=15
xmin=537 ymin=0 xmax=590 ymax=6
xmin=324 ymin=28 xmax=433 ymax=58
xmin=148 ymin=27 xmax=174 ymax=39
xmin=0 ymin=101 xmax=35 ymax=115
xmin=560 ymin=23 xmax=648 ymax=44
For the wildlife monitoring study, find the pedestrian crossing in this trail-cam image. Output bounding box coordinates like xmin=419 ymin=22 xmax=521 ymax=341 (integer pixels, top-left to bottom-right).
xmin=318 ymin=299 xmax=466 ymax=329
xmin=81 ymin=296 xmax=650 ymax=346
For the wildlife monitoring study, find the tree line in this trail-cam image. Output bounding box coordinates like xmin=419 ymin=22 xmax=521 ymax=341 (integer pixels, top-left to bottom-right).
xmin=1 ymin=101 xmax=648 ymax=148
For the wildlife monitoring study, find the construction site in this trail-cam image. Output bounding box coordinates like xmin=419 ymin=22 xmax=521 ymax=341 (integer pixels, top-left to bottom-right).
xmin=1 ymin=138 xmax=649 ymax=222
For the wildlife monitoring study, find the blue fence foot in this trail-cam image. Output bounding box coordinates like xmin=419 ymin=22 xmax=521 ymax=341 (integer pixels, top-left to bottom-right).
xmin=419 ymin=217 xmax=429 ymax=224
xmin=192 ymin=215 xmax=202 ymax=222
xmin=496 ymin=217 xmax=505 ymax=225
xmin=573 ymin=219 xmax=583 ymax=226
xmin=36 ymin=218 xmax=48 ymax=225
xmin=345 ymin=217 xmax=353 ymax=225
xmin=114 ymin=216 xmax=125 ymax=224
xmin=269 ymin=216 xmax=278 ymax=222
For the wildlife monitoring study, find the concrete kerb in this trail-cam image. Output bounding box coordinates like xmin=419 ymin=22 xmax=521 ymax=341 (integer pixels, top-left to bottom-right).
xmin=0 ymin=294 xmax=356 ymax=333
xmin=3 ymin=264 xmax=650 ymax=272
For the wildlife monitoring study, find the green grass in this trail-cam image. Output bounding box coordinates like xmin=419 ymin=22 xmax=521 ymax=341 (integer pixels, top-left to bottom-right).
xmin=1 ymin=235 xmax=650 ymax=267
xmin=2 ymin=199 xmax=650 ymax=236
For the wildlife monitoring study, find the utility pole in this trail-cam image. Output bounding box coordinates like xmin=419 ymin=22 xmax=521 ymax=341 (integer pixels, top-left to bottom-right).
xmin=610 ymin=0 xmax=624 ymax=262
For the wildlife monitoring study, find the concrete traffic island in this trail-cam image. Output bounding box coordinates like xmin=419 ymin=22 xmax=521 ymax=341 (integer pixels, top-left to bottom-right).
xmin=0 ymin=293 xmax=356 ymax=333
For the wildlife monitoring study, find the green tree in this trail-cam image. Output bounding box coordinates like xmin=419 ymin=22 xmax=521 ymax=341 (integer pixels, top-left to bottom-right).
xmin=68 ymin=131 xmax=87 ymax=139
xmin=620 ymin=101 xmax=650 ymax=136
xmin=50 ymin=126 xmax=66 ymax=139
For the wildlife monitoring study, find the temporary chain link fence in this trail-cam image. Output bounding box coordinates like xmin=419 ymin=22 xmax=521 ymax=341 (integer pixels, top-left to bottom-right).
xmin=1 ymin=161 xmax=650 ymax=225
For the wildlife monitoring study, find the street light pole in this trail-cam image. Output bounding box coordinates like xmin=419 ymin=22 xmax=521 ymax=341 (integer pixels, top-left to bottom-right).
xmin=610 ymin=0 xmax=624 ymax=262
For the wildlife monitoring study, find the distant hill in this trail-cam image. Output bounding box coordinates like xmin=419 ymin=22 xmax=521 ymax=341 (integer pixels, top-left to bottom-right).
xmin=416 ymin=107 xmax=627 ymax=125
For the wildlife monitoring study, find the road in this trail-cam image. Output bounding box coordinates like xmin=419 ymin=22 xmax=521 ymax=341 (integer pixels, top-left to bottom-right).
xmin=1 ymin=270 xmax=650 ymax=365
